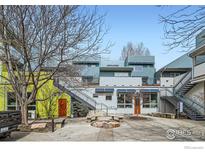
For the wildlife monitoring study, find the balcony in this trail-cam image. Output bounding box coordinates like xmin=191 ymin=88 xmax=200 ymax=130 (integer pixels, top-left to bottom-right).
xmin=193 ymin=62 xmax=205 ymax=79
xmin=99 ymin=77 xmax=142 ymax=87
xmin=190 ymin=44 xmax=205 ymax=83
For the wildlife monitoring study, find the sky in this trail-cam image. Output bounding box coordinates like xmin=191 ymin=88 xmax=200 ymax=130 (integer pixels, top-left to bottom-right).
xmin=95 ymin=6 xmax=189 ymax=70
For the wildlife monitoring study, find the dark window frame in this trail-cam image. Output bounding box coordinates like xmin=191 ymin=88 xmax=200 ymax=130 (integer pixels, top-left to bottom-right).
xmin=117 ymin=93 xmax=132 ymax=108
xmin=7 ymin=92 xmax=17 ymax=111
xmin=105 ymin=95 xmax=112 ymax=100
xmin=142 ymin=92 xmax=158 ymax=108
xmin=93 ymin=94 xmax=98 ymax=98
xmin=195 ymin=54 xmax=205 ymax=66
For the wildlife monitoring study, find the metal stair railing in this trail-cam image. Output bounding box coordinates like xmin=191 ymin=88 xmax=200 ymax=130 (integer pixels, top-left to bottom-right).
xmin=95 ymin=103 xmax=109 ymax=115
xmin=53 ymin=80 xmax=95 ymax=109
xmin=68 ymin=88 xmax=97 ymax=109
xmin=68 ymin=88 xmax=109 ymax=116
xmin=162 ymin=88 xmax=204 ymax=116
xmin=174 ymin=71 xmax=192 ymax=94
xmin=55 ymin=80 xmax=109 ymax=115
xmin=76 ymin=89 xmax=109 ymax=113
xmin=161 ymin=88 xmax=200 ymax=119
xmin=175 ymin=93 xmax=204 ymax=115
xmin=183 ymin=103 xmax=198 ymax=116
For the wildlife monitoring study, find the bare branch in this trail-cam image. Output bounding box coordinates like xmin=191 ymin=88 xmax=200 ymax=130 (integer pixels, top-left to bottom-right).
xmin=0 ymin=5 xmax=110 ymax=125
xmin=160 ymin=6 xmax=205 ymax=52
xmin=120 ymin=42 xmax=150 ymax=60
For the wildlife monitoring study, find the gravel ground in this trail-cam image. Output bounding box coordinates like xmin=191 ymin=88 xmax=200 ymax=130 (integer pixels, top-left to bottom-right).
xmin=1 ymin=116 xmax=205 ymax=141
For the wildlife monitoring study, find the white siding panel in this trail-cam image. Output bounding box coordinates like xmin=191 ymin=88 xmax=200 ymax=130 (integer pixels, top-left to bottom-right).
xmin=100 ymin=77 xmax=142 ymax=86
xmin=194 ymin=62 xmax=205 ymax=78
xmin=160 ymin=77 xmax=174 ymax=87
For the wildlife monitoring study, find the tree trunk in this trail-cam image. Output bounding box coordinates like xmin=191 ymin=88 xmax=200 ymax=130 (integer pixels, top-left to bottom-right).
xmin=21 ymin=104 xmax=28 ymax=126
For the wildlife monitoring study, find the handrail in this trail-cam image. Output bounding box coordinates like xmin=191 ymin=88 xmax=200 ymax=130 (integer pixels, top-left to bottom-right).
xmin=70 ymin=89 xmax=97 ymax=106
xmin=162 ymin=88 xmax=204 ymax=114
xmin=183 ymin=104 xmax=198 ymax=115
xmin=72 ymin=89 xmax=109 ymax=115
xmin=182 ymin=101 xmax=202 ymax=116
xmin=56 ymin=80 xmax=109 ymax=115
xmin=176 ymin=93 xmax=204 ymax=109
xmin=173 ymin=72 xmax=188 ymax=89
xmin=77 ymin=90 xmax=109 ymax=110
xmin=174 ymin=71 xmax=192 ymax=94
xmin=95 ymin=103 xmax=109 ymax=115
xmin=53 ymin=79 xmax=96 ymax=107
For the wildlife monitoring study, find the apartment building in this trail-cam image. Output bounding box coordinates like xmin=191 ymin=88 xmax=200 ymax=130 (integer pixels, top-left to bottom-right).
xmin=159 ymin=30 xmax=205 ymax=120
xmin=189 ymin=34 xmax=205 ymax=114
xmin=72 ymin=57 xmax=100 ymax=85
xmin=155 ymin=53 xmax=192 ymax=80
xmin=1 ymin=33 xmax=204 ymax=119
xmin=125 ymin=56 xmax=155 ymax=84
xmin=55 ymin=55 xmax=160 ymax=116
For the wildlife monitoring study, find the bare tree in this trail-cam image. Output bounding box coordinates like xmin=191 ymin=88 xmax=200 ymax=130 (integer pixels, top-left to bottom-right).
xmin=0 ymin=6 xmax=111 ymax=125
xmin=120 ymin=42 xmax=150 ymax=60
xmin=160 ymin=6 xmax=205 ymax=51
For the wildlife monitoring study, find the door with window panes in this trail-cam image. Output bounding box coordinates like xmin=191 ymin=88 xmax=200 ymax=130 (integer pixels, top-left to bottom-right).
xmin=117 ymin=93 xmax=133 ymax=108
xmin=142 ymin=92 xmax=158 ymax=108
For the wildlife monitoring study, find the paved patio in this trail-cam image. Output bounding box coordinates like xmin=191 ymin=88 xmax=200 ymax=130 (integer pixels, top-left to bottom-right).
xmin=1 ymin=116 xmax=205 ymax=141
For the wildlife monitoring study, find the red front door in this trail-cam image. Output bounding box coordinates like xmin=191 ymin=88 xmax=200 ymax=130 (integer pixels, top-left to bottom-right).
xmin=134 ymin=96 xmax=141 ymax=115
xmin=58 ymin=99 xmax=67 ymax=117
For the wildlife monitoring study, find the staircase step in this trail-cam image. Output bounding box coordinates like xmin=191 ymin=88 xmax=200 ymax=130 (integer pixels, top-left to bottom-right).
xmin=186 ymin=114 xmax=205 ymax=121
xmin=194 ymin=115 xmax=205 ymax=118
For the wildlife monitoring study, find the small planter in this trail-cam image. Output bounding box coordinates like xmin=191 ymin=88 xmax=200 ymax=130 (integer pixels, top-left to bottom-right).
xmin=91 ymin=120 xmax=120 ymax=129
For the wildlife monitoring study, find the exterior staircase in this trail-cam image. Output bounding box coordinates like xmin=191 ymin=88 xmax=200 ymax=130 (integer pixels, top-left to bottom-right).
xmin=54 ymin=80 xmax=108 ymax=115
xmin=174 ymin=72 xmax=195 ymax=95
xmin=161 ymin=89 xmax=205 ymax=121
xmin=160 ymin=71 xmax=205 ymax=121
xmin=160 ymin=96 xmax=178 ymax=108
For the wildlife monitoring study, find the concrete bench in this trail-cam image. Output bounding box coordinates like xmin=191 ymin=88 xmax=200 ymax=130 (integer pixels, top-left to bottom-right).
xmin=110 ymin=115 xmax=123 ymax=121
xmin=161 ymin=113 xmax=167 ymax=118
xmin=165 ymin=113 xmax=176 ymax=119
xmin=151 ymin=112 xmax=161 ymax=117
xmin=151 ymin=112 xmax=176 ymax=119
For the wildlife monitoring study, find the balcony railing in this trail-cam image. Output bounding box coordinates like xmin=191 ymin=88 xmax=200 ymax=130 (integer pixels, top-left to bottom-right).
xmin=99 ymin=76 xmax=142 ymax=87
xmin=194 ymin=62 xmax=205 ymax=78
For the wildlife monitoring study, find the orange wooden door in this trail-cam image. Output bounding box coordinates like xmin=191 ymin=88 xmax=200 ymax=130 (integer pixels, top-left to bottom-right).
xmin=58 ymin=99 xmax=67 ymax=117
xmin=134 ymin=97 xmax=141 ymax=115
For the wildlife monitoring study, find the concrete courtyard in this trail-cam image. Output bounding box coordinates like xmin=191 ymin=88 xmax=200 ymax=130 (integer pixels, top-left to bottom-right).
xmin=1 ymin=116 xmax=205 ymax=141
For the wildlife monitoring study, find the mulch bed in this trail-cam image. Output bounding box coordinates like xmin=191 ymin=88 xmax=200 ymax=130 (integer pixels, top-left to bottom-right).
xmin=128 ymin=116 xmax=151 ymax=121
